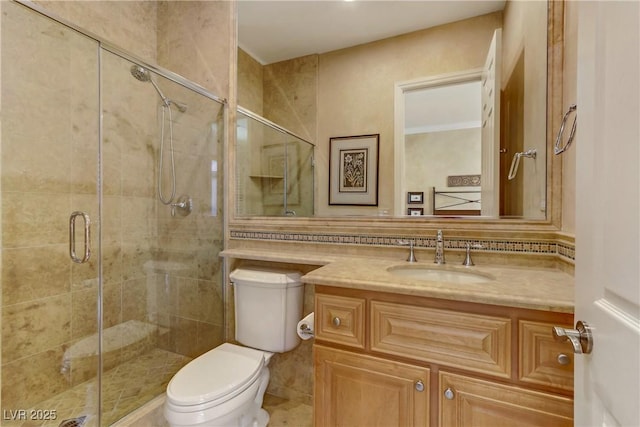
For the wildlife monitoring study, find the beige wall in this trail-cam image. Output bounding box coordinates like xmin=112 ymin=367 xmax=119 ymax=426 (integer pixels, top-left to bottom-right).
xmin=406 ymin=129 xmax=482 ymax=214
xmin=35 ymin=0 xmax=159 ymax=63
xmin=157 ymin=0 xmax=232 ymax=98
xmin=263 ymin=55 xmax=318 ymax=143
xmin=238 ymin=48 xmax=264 ymax=114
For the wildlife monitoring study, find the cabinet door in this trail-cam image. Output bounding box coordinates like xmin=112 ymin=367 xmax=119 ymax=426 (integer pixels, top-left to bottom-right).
xmin=439 ymin=372 xmax=573 ymax=427
xmin=315 ymin=293 xmax=366 ymax=348
xmin=315 ymin=345 xmax=429 ymax=427
xmin=519 ymin=320 xmax=574 ymax=392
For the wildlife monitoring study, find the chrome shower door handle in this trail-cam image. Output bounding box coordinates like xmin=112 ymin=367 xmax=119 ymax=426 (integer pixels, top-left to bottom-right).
xmin=69 ymin=211 xmax=91 ymax=264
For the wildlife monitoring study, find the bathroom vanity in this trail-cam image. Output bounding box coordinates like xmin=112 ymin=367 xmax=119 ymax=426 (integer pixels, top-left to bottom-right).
xmin=303 ymin=260 xmax=574 ymax=427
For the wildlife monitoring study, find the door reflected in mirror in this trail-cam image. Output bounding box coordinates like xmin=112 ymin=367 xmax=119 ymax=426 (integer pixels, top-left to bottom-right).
xmin=400 ymin=75 xmax=484 ymax=217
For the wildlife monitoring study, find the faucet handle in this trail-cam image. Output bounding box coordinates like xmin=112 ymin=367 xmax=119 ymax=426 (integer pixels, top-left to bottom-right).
xmin=398 ymin=240 xmax=418 ymax=263
xmin=462 ymin=242 xmax=483 ymax=266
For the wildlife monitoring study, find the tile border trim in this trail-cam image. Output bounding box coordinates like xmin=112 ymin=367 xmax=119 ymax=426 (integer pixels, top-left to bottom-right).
xmin=229 ymin=230 xmax=576 ymax=261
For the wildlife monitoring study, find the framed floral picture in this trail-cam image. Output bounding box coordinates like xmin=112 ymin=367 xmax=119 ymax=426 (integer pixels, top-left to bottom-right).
xmin=329 ymin=134 xmax=379 ymax=206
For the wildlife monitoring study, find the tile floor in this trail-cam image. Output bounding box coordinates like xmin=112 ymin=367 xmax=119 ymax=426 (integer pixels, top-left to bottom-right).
xmin=4 ymin=349 xmax=190 ymax=427
xmin=263 ymin=394 xmax=313 ymax=427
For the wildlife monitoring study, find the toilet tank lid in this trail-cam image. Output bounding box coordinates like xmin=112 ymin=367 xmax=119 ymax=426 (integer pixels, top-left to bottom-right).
xmin=230 ymin=267 xmax=302 ymax=288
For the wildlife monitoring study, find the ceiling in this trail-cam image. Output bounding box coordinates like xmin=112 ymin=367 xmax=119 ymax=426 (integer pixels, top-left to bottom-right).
xmin=238 ymin=0 xmax=506 ymax=65
xmin=405 ymin=80 xmax=482 ymax=134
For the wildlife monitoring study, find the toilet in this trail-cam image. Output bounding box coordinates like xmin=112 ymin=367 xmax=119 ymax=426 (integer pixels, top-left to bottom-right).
xmin=164 ymin=267 xmax=304 ymax=427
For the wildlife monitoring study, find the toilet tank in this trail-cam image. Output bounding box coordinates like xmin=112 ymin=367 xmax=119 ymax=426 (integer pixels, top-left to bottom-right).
xmin=230 ymin=267 xmax=304 ymax=353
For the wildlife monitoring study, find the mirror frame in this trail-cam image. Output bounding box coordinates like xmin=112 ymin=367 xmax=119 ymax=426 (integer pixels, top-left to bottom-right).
xmin=229 ymin=0 xmax=565 ymax=235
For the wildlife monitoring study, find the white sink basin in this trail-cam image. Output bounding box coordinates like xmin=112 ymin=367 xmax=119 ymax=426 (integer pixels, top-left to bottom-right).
xmin=387 ymin=265 xmax=494 ymax=284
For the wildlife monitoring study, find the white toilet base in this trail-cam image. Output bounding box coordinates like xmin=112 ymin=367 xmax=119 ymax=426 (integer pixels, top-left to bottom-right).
xmin=253 ymin=408 xmax=269 ymax=427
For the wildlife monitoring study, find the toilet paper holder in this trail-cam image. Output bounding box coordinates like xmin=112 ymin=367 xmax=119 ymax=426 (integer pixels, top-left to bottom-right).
xmin=297 ymin=312 xmax=315 ymax=340
xmin=299 ymin=322 xmax=314 ymax=337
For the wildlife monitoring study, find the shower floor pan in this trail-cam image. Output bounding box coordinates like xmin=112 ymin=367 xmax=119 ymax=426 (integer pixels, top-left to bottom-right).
xmin=3 ymin=348 xmax=191 ymax=427
xmin=4 ymin=321 xmax=187 ymax=427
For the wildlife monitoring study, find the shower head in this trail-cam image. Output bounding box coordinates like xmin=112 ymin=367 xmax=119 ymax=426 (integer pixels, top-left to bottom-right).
xmin=130 ymin=65 xmax=151 ymax=82
xmin=130 ymin=64 xmax=187 ymax=113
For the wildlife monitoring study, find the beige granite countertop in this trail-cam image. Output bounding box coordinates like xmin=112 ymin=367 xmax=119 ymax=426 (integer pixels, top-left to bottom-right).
xmin=221 ymin=248 xmax=339 ymax=266
xmin=302 ymin=259 xmax=574 ymax=313
xmin=221 ymin=248 xmax=574 ymax=313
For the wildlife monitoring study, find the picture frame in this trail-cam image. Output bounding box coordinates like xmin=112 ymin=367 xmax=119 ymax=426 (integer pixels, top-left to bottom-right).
xmin=329 ymin=134 xmax=379 ymax=206
xmin=407 ymin=191 xmax=424 ymax=204
xmin=407 ymin=207 xmax=424 ymax=216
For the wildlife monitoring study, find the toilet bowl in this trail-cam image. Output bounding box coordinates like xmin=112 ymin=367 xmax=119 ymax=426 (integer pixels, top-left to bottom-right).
xmin=164 ymin=343 xmax=273 ymax=427
xmin=164 ymin=267 xmax=304 ymax=427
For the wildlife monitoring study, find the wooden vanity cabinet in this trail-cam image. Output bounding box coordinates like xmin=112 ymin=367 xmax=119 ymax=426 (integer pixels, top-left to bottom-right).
xmin=313 ymin=286 xmax=574 ymax=427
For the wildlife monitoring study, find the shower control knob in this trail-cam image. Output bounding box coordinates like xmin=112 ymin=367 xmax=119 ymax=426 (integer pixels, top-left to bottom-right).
xmin=170 ymin=195 xmax=193 ymax=217
xmin=332 ymin=317 xmax=341 ymax=327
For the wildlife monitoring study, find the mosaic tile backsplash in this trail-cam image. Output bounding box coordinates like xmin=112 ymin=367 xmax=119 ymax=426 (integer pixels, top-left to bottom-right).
xmin=230 ymin=230 xmax=576 ymax=261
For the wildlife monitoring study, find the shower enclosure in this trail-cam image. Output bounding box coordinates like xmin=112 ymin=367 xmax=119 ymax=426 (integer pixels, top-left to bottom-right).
xmin=1 ymin=2 xmax=225 ymax=426
xmin=236 ymin=107 xmax=315 ymax=217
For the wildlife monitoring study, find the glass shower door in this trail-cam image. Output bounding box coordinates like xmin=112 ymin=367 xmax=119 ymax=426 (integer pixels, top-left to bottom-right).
xmin=99 ymin=50 xmax=225 ymax=424
xmin=1 ymin=2 xmax=101 ymax=426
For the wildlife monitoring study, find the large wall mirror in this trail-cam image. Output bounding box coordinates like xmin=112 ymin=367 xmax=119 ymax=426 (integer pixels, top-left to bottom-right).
xmin=236 ymin=0 xmax=563 ymax=224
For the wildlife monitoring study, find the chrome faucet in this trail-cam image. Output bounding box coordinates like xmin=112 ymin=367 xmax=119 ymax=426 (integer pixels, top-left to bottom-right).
xmin=398 ymin=240 xmax=418 ymax=263
xmin=434 ymin=230 xmax=446 ymax=265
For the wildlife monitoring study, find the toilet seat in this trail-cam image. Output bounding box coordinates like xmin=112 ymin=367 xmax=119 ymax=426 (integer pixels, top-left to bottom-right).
xmin=166 ymin=343 xmax=266 ymax=411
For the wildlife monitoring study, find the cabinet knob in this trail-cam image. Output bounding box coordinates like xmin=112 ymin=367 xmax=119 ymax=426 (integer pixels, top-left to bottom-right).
xmin=414 ymin=380 xmax=425 ymax=392
xmin=443 ymin=387 xmax=455 ymax=400
xmin=332 ymin=316 xmax=341 ymax=327
xmin=557 ymin=353 xmax=571 ymax=365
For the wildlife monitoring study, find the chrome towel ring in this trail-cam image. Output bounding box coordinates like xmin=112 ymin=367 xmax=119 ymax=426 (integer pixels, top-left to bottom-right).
xmin=554 ymin=104 xmax=577 ymax=155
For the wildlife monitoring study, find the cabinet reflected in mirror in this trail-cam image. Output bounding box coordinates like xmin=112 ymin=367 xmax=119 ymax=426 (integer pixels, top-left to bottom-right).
xmin=237 ymin=0 xmax=553 ymax=220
